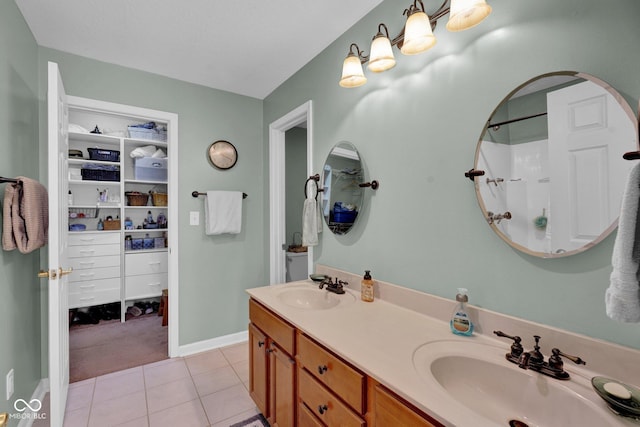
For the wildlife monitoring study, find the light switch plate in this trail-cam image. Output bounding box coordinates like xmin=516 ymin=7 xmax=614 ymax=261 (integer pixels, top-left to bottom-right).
xmin=190 ymin=211 xmax=199 ymax=226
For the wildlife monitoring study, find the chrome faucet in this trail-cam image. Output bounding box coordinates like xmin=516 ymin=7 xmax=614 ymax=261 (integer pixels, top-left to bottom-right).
xmin=494 ymin=331 xmax=586 ymax=380
xmin=319 ymin=277 xmax=347 ymax=294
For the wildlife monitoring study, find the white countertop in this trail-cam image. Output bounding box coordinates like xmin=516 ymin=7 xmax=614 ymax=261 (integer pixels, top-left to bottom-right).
xmin=247 ymin=279 xmax=637 ymax=427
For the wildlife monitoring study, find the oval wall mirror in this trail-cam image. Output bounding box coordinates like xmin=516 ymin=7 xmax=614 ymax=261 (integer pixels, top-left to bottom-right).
xmin=321 ymin=141 xmax=364 ymax=235
xmin=474 ymin=71 xmax=638 ymax=258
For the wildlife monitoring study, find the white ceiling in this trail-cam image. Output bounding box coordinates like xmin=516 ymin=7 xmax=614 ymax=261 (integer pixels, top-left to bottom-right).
xmin=16 ymin=0 xmax=384 ymax=99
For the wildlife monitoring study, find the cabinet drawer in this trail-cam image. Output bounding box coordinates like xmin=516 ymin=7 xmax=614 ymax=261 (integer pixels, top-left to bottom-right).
xmin=69 ymin=266 xmax=120 ymax=283
xmin=125 ymin=252 xmax=168 ymax=276
xmin=70 ymin=277 xmax=121 ymax=294
xmin=249 ymin=299 xmax=295 ymax=355
xmin=68 ymin=244 xmax=120 ymax=258
xmin=125 ymin=273 xmax=166 ymax=299
xmin=69 ymin=255 xmax=120 ymax=270
xmin=298 ymin=401 xmax=324 ymax=427
xmin=69 ymin=287 xmax=120 ymax=309
xmin=68 ymin=232 xmax=120 ymax=246
xmin=298 ymin=368 xmax=364 ymax=427
xmin=297 ymin=333 xmax=365 ymax=413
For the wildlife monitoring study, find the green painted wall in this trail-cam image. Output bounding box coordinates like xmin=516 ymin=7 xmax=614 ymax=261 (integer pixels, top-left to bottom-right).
xmin=36 ymin=48 xmax=265 ymax=346
xmin=264 ymin=0 xmax=640 ymax=350
xmin=0 ymin=1 xmax=43 ymax=423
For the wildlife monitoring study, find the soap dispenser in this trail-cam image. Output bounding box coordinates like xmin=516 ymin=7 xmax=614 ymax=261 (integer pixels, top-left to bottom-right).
xmin=361 ymin=270 xmax=374 ymax=302
xmin=450 ymin=288 xmax=474 ymax=336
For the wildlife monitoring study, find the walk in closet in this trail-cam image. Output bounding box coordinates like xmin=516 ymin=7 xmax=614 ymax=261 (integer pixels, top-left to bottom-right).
xmin=65 ymin=98 xmax=177 ymax=322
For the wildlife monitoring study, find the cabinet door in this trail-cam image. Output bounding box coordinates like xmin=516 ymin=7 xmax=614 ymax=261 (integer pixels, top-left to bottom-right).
xmin=249 ymin=323 xmax=269 ymax=417
xmin=373 ymin=384 xmax=440 ymax=427
xmin=269 ymin=343 xmax=295 ymax=427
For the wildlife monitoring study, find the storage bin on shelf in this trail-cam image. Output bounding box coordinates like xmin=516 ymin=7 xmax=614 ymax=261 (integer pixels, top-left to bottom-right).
xmin=81 ymin=167 xmax=120 ymax=182
xmin=134 ymin=157 xmax=167 ymax=181
xmin=150 ymin=192 xmax=167 ymax=206
xmin=103 ymin=219 xmax=121 ymax=230
xmin=125 ymin=192 xmax=149 ymax=206
xmin=127 ymin=124 xmax=167 ymax=142
xmin=87 ymin=148 xmax=120 ymax=162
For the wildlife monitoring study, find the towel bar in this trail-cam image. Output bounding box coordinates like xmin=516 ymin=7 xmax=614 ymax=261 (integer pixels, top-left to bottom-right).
xmin=192 ymin=191 xmax=247 ymax=199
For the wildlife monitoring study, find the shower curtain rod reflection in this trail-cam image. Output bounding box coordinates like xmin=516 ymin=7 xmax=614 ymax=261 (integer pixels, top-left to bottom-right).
xmin=487 ymin=112 xmax=547 ymax=130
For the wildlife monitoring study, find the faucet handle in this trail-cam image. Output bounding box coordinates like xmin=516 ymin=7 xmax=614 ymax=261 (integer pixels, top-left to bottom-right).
xmin=493 ymin=331 xmax=523 ymax=357
xmin=550 ymin=348 xmax=586 ymax=369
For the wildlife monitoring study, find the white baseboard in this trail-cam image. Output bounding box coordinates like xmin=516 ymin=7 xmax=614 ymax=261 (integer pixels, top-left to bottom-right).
xmin=176 ymin=330 xmax=248 ymax=357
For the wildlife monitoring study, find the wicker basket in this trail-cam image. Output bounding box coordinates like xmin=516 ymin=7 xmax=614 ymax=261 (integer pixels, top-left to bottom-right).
xmin=125 ymin=192 xmax=149 ymax=206
xmin=151 ymin=192 xmax=168 ymax=206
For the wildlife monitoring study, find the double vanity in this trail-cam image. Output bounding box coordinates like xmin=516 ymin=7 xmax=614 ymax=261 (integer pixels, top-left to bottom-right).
xmin=247 ymin=266 xmax=640 ymax=427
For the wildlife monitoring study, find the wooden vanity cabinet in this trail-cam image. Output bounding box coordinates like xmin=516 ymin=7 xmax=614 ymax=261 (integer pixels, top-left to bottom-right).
xmin=296 ymin=332 xmax=366 ymax=426
xmin=248 ymin=299 xmax=296 ymax=427
xmin=248 ymin=298 xmax=445 ymax=427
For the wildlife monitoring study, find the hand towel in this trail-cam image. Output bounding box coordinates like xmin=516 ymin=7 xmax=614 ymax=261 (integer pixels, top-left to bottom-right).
xmin=606 ymin=162 xmax=640 ymax=322
xmin=2 ymin=177 xmax=49 ymax=254
xmin=302 ymin=180 xmax=321 ymax=246
xmin=204 ymin=191 xmax=242 ymax=235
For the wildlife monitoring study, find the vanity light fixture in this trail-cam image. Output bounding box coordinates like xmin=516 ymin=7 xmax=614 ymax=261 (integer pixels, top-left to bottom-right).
xmin=339 ymin=0 xmax=493 ymax=87
xmin=339 ymin=43 xmax=368 ymax=88
xmin=368 ymin=24 xmax=396 ymax=72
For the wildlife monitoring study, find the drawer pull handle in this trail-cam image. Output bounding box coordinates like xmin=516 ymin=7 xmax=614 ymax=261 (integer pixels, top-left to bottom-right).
xmin=266 ymin=348 xmax=274 ymax=353
xmin=148 ymin=261 xmax=161 ymax=265
xmin=79 ymin=273 xmax=95 ymax=278
xmin=318 ymin=365 xmax=328 ymax=375
xmin=258 ymin=341 xmax=265 ymax=348
xmin=79 ymin=262 xmax=95 ymax=266
xmin=79 ymin=250 xmax=96 ymax=254
xmin=147 ymin=282 xmax=162 ymax=287
xmin=79 ymin=285 xmax=96 ymax=289
xmin=318 ymin=404 xmax=328 ymax=415
xmin=79 ymin=238 xmax=95 ymax=242
xmin=79 ymin=297 xmax=95 ymax=301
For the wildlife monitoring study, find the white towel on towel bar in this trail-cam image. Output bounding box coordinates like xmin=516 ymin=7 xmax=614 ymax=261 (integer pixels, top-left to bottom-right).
xmin=205 ymin=191 xmax=242 ymax=235
xmin=606 ymin=162 xmax=640 ymax=322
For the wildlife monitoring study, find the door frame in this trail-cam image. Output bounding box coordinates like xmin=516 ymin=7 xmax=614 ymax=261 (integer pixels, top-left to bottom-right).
xmin=65 ymin=95 xmax=180 ymax=357
xmin=269 ymin=101 xmax=313 ymax=284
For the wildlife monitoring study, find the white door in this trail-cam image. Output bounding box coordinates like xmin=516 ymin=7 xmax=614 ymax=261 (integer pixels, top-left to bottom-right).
xmin=547 ymin=80 xmax=634 ymax=253
xmin=47 ymin=61 xmax=71 ymax=427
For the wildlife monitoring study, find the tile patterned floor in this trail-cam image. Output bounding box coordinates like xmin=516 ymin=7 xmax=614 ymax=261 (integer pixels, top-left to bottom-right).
xmin=34 ymin=342 xmax=258 ymax=427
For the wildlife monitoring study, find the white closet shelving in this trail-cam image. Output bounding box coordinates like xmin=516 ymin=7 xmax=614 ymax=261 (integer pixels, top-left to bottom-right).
xmin=66 ymin=101 xmax=176 ymax=322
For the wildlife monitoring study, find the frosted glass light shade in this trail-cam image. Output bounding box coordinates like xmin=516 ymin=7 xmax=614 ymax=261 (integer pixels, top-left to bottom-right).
xmin=446 ymin=0 xmax=492 ymax=32
xmin=368 ymin=35 xmax=396 ymax=73
xmin=400 ymin=10 xmax=436 ymax=55
xmin=339 ymin=54 xmax=367 ymax=88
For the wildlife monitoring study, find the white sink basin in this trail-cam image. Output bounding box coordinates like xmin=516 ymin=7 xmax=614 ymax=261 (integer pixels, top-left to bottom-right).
xmin=275 ymin=284 xmax=355 ymax=310
xmin=412 ymin=340 xmax=623 ymax=427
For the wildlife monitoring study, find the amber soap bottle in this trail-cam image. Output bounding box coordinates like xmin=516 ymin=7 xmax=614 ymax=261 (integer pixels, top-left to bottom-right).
xmin=361 ymin=270 xmax=374 ymax=302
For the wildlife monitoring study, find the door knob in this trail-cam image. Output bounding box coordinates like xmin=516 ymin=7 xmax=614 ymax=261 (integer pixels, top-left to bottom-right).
xmin=37 ymin=270 xmax=56 ymax=279
xmin=58 ymin=267 xmax=73 ymax=277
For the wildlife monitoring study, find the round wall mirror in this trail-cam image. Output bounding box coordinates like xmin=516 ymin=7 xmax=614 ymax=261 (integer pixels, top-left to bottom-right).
xmin=321 ymin=141 xmax=364 ymax=235
xmin=473 ymin=71 xmax=638 ymax=258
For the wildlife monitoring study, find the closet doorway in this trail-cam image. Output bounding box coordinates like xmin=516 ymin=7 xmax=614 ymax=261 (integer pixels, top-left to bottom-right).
xmin=269 ymin=101 xmax=314 ymax=284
